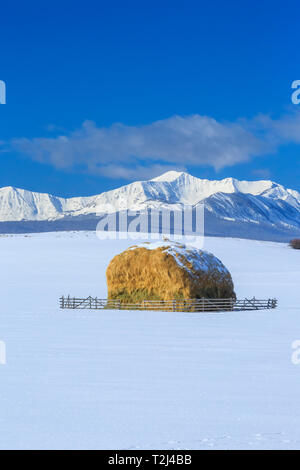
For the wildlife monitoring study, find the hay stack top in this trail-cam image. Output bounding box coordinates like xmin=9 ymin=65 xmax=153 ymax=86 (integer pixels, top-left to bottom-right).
xmin=106 ymin=240 xmax=235 ymax=302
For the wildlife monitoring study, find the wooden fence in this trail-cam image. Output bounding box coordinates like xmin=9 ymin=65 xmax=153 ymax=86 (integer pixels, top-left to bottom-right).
xmin=60 ymin=296 xmax=277 ymax=312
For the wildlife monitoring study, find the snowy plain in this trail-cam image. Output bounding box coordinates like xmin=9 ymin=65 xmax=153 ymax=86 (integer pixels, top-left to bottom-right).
xmin=0 ymin=231 xmax=300 ymax=450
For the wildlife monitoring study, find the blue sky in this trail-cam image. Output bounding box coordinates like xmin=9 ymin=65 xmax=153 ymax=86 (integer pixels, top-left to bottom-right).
xmin=1 ymin=0 xmax=300 ymax=196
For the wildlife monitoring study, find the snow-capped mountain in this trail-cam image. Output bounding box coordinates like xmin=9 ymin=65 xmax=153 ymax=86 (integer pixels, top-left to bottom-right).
xmin=0 ymin=186 xmax=91 ymax=221
xmin=0 ymin=171 xmax=300 ymax=241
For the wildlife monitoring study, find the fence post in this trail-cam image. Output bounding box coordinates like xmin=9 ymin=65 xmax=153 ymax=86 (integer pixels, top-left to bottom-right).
xmin=59 ymin=295 xmax=278 ymax=312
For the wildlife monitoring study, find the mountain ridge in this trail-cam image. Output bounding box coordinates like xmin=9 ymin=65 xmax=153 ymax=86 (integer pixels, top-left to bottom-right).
xmin=0 ymin=171 xmax=300 ymax=241
xmin=0 ymin=170 xmax=299 ymax=220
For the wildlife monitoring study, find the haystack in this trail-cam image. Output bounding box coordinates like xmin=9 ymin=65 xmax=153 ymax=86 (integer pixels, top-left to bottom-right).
xmin=106 ymin=240 xmax=235 ymax=302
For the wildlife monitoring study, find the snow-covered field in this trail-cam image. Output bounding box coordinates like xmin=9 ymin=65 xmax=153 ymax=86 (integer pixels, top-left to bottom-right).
xmin=0 ymin=231 xmax=299 ymax=449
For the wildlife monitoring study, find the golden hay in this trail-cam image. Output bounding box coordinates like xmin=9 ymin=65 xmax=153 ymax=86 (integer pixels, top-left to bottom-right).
xmin=106 ymin=242 xmax=236 ymax=303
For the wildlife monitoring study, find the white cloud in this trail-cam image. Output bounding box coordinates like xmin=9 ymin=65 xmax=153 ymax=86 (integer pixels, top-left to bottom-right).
xmin=94 ymin=163 xmax=187 ymax=181
xmin=10 ymin=111 xmax=300 ymax=180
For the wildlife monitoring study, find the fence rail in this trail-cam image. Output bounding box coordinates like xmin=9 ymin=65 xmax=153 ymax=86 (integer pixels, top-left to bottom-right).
xmin=60 ymin=296 xmax=277 ymax=312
